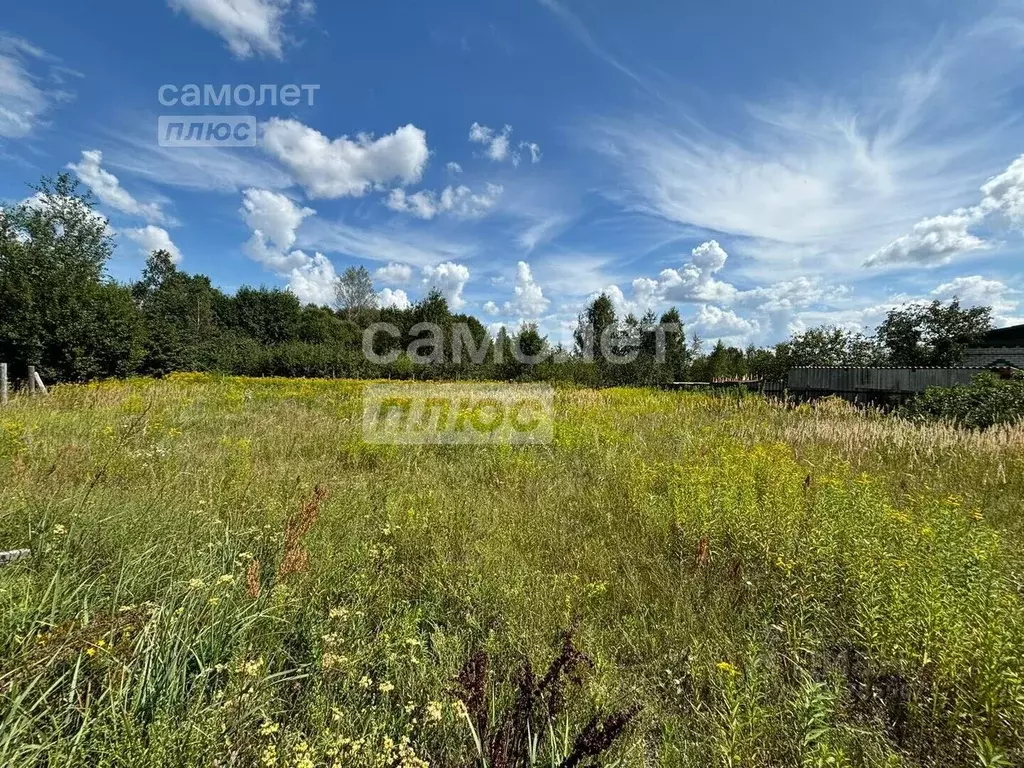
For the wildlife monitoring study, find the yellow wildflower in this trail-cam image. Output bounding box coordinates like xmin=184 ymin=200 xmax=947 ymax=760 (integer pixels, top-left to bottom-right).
xmin=716 ymin=661 xmax=739 ymax=676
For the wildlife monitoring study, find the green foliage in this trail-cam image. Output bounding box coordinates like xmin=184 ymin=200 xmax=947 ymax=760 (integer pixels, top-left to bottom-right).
xmin=0 ymin=173 xmax=144 ymax=381
xmin=334 ymin=265 xmax=377 ymax=315
xmin=876 ymin=300 xmax=992 ymax=367
xmin=901 ymin=372 xmax=1024 ymax=428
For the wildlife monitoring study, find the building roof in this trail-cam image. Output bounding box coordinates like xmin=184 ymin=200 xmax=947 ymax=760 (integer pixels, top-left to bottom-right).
xmin=975 ymin=323 xmax=1024 ymax=348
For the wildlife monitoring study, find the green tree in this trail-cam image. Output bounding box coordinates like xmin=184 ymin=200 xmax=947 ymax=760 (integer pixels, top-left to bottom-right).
xmin=876 ymin=299 xmax=992 ymax=367
xmin=659 ymin=308 xmax=688 ymax=383
xmin=0 ymin=173 xmax=144 ymax=381
xmin=334 ymin=266 xmax=377 ymax=317
xmin=132 ymin=250 xmax=221 ymax=375
xmin=230 ymin=286 xmax=303 ymax=345
xmin=574 ymin=293 xmax=619 ymax=386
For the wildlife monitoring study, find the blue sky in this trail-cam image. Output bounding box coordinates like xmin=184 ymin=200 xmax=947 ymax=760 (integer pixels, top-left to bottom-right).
xmin=2 ymin=0 xmax=1023 ymax=347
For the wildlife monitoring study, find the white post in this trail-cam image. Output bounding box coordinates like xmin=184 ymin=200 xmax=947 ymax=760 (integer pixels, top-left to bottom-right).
xmin=0 ymin=363 xmax=6 ymax=406
xmin=32 ymin=370 xmax=48 ymax=395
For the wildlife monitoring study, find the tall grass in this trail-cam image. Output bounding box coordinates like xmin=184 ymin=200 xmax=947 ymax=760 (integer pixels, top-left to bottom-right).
xmin=1 ymin=375 xmax=1023 ymax=766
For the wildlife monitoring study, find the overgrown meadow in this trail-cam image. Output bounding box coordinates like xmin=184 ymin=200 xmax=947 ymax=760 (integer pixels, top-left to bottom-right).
xmin=2 ymin=375 xmax=1024 ymax=767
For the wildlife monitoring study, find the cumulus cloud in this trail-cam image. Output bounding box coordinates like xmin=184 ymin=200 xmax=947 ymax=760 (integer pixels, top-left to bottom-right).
xmin=500 ymin=261 xmax=550 ymax=318
xmin=385 ymin=183 xmax=502 ymax=220
xmin=446 ymin=161 xmax=463 ymax=174
xmin=242 ymin=230 xmax=311 ymax=272
xmin=378 ymin=287 xmax=411 ymax=309
xmin=977 ymin=154 xmax=1024 ymax=224
xmin=240 ymin=188 xmax=314 ymax=251
xmin=124 ymin=225 xmax=183 ymax=264
xmin=166 ymin=0 xmax=312 ymax=59
xmin=630 ymin=240 xmax=739 ymax=307
xmin=930 ymin=275 xmax=1020 ymax=324
xmin=374 ymin=262 xmax=413 ymax=284
xmin=261 ymin=118 xmax=429 ymax=199
xmin=482 ymin=300 xmax=500 ymax=315
xmin=469 ymin=122 xmax=511 ymax=161
xmin=237 ymin=187 xmax=338 ymax=305
xmin=866 ymin=151 xmax=1024 ymax=266
xmin=588 ymin=239 xmax=850 ymax=344
xmin=865 ymin=209 xmax=988 ymax=266
xmin=422 ymin=261 xmax=471 ymax=309
xmin=692 ymin=305 xmax=760 ymax=340
xmin=286 ymin=252 xmax=338 ymax=305
xmin=68 ymin=150 xmax=169 ymax=224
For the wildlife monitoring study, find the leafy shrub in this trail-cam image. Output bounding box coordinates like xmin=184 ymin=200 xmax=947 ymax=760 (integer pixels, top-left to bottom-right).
xmin=901 ymin=371 xmax=1024 ymax=428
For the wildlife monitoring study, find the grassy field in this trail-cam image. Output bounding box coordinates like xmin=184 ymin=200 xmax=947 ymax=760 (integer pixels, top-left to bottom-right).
xmin=2 ymin=375 xmax=1024 ymax=767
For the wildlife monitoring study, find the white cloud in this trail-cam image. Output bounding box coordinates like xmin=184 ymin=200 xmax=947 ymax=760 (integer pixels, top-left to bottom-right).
xmin=740 ymin=276 xmax=843 ymax=313
xmin=692 ymin=305 xmax=759 ymax=341
xmin=124 ymin=225 xmax=183 ymax=264
xmin=378 ymin=287 xmax=411 ymax=310
xmin=517 ymin=213 xmax=569 ymax=252
xmin=930 ymin=275 xmax=1019 ymax=325
xmin=243 ymin=231 xmax=310 ymax=271
xmin=628 ymin=240 xmax=739 ymax=307
xmin=0 ymin=35 xmax=70 ymax=139
xmin=867 ymin=151 xmax=1024 ymax=267
xmin=299 ymin=217 xmax=476 ymax=268
xmin=482 ymin=300 xmax=500 ymax=315
xmin=236 ymin=187 xmax=338 ymax=304
xmin=166 ymin=0 xmax=311 ymax=59
xmin=519 ymin=142 xmax=542 ymax=164
xmin=978 ymin=154 xmax=1024 ymax=225
xmin=500 ymin=261 xmax=550 ymax=318
xmin=374 ymin=262 xmax=413 ymax=284
xmin=68 ymin=150 xmax=169 ymax=224
xmin=594 ymin=9 xmax=1024 ymax=283
xmin=287 ymin=252 xmax=337 ymax=306
xmin=590 ymin=240 xmax=849 ymax=343
xmin=865 ymin=210 xmax=988 ymax=266
xmin=385 ymin=183 xmax=502 ymax=220
xmin=240 ymin=188 xmax=314 ymax=251
xmin=261 ymin=118 xmax=430 ymax=199
xmin=469 ymin=122 xmax=511 ymax=161
xmin=446 ymin=161 xmax=463 ymax=174
xmin=590 ymin=284 xmax=641 ymax=318
xmin=105 ymin=131 xmax=293 ymax=194
xmin=422 ymin=261 xmax=471 ymax=309
xmin=468 ymin=122 xmax=540 ymax=165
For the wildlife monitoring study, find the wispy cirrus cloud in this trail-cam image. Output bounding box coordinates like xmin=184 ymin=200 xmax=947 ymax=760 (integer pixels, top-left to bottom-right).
xmin=0 ymin=34 xmax=77 ymax=139
xmin=591 ymin=5 xmax=1024 ymax=283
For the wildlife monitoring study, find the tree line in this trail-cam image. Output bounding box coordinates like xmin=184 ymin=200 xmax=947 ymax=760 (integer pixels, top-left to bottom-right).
xmin=0 ymin=174 xmax=996 ymax=387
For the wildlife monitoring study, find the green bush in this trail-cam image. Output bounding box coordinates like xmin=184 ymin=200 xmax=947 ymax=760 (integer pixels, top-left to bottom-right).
xmin=901 ymin=371 xmax=1024 ymax=428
